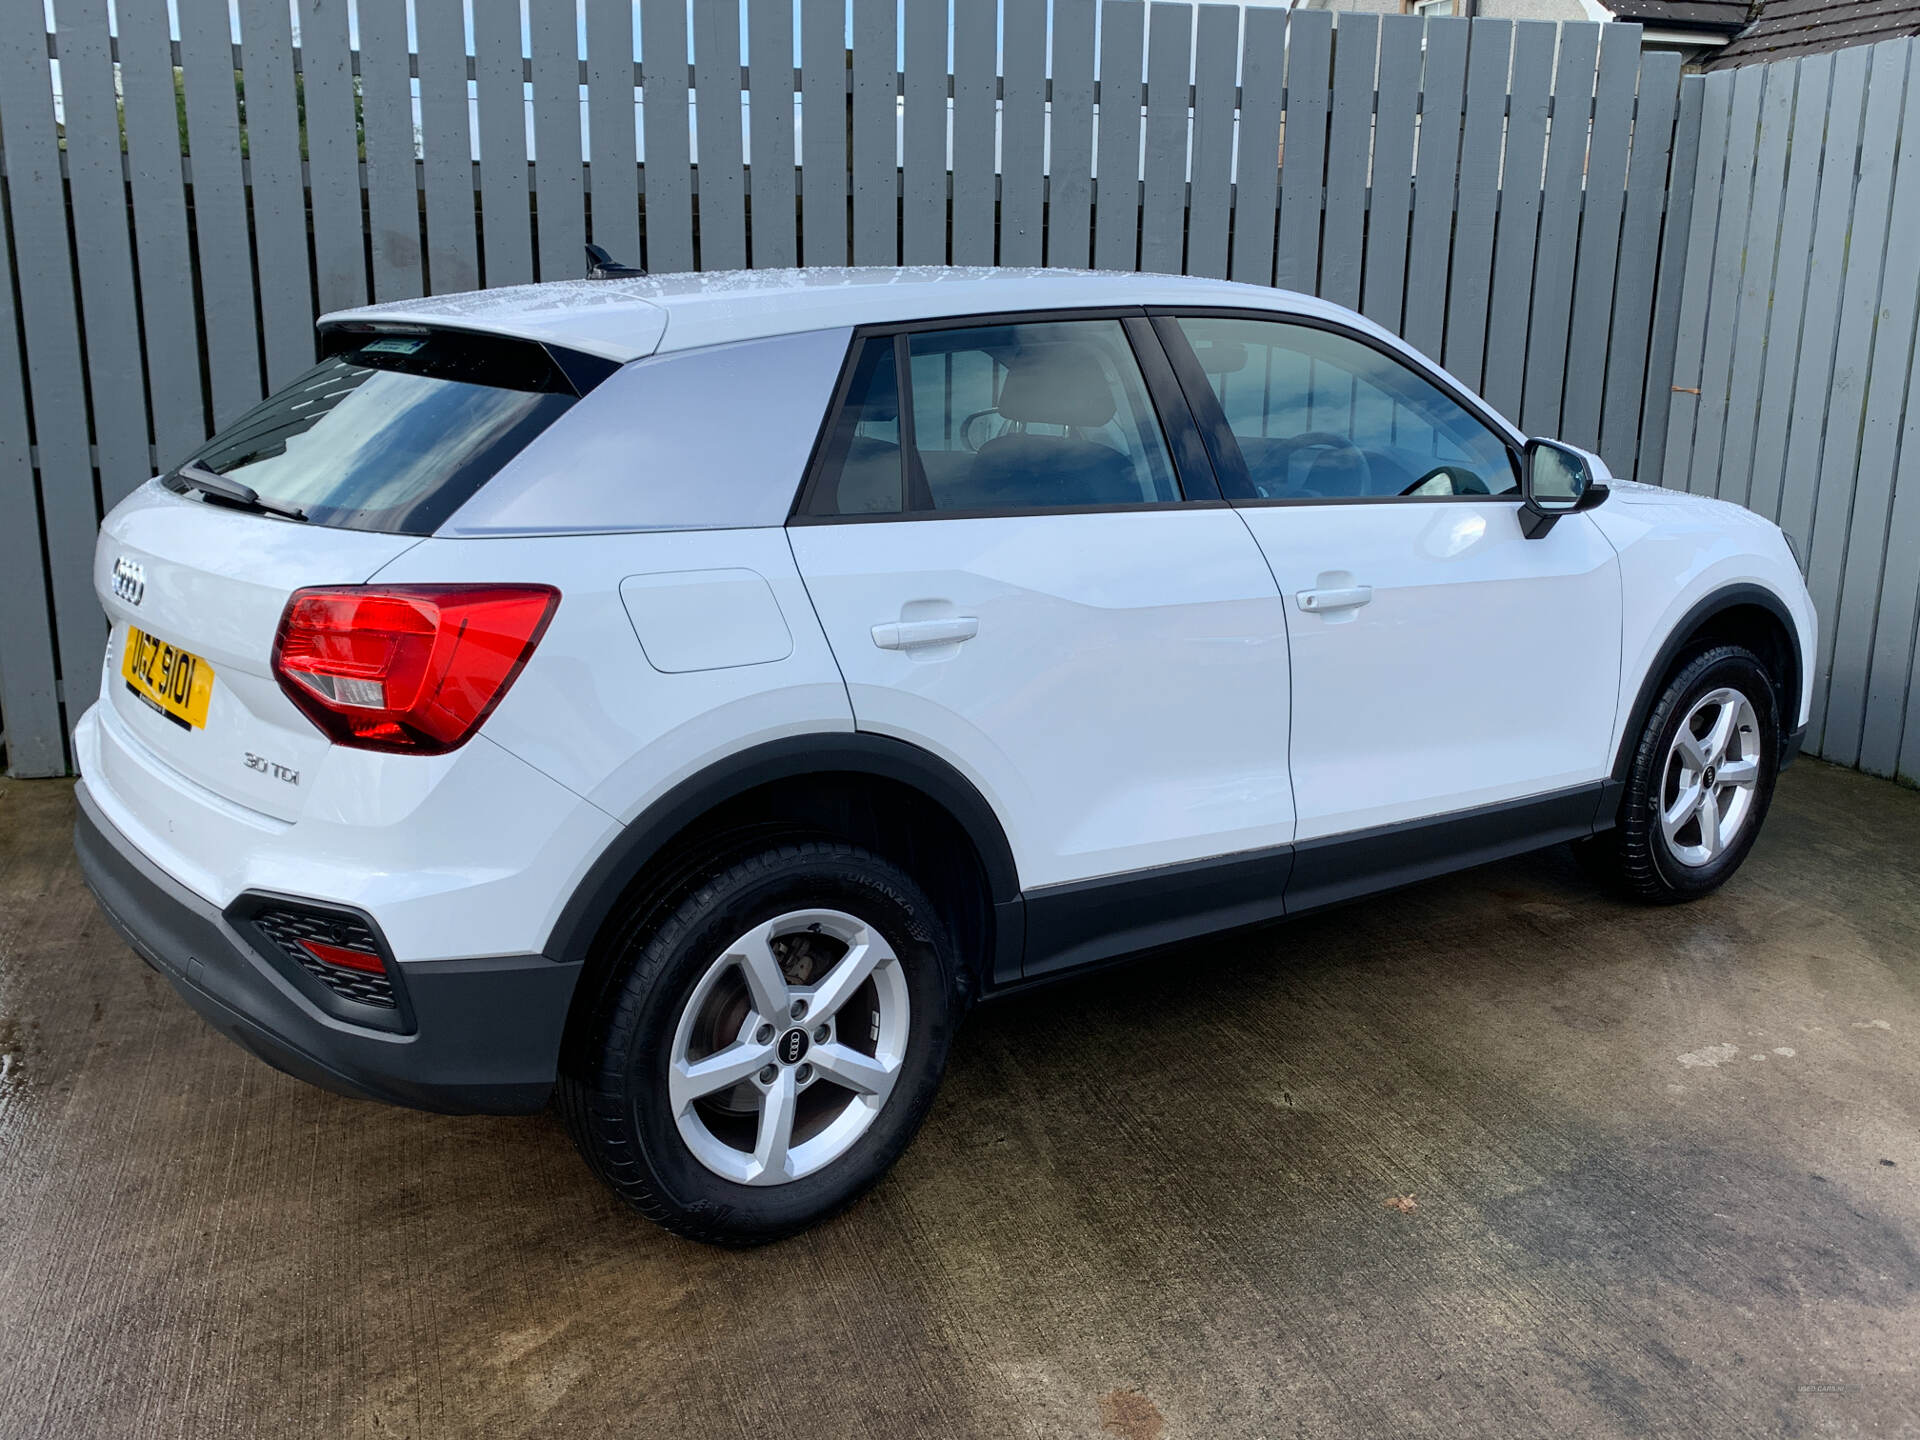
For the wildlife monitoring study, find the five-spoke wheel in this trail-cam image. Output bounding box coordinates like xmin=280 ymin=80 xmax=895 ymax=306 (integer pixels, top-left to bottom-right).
xmin=1658 ymin=686 xmax=1763 ymax=868
xmin=668 ymin=909 xmax=911 ymax=1186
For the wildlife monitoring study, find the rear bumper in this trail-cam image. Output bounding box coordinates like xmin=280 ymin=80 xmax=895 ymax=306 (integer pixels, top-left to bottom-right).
xmin=74 ymin=782 xmax=580 ymax=1115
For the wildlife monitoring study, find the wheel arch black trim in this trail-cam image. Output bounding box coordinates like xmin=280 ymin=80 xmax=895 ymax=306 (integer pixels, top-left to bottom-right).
xmin=1610 ymin=582 xmax=1803 ymax=783
xmin=542 ymin=732 xmax=1023 ymax=970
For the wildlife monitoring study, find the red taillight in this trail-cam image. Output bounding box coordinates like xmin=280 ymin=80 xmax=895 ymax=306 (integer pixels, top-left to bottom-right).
xmin=272 ymin=584 xmax=558 ymax=753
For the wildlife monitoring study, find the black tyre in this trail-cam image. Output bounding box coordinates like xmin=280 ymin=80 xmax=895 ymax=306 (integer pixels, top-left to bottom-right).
xmin=1582 ymin=644 xmax=1780 ymax=904
xmin=559 ymin=840 xmax=959 ymax=1246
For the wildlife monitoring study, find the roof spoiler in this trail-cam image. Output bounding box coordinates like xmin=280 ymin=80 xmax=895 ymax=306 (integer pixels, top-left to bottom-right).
xmin=585 ymin=243 xmax=645 ymax=280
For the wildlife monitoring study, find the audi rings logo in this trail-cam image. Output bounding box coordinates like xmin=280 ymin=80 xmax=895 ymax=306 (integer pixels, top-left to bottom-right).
xmin=112 ymin=556 xmax=145 ymax=607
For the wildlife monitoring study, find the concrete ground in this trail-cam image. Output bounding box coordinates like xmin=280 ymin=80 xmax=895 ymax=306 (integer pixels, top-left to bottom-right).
xmin=0 ymin=764 xmax=1915 ymax=1440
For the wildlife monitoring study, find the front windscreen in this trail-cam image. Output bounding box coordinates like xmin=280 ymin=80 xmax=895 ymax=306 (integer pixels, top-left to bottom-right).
xmin=178 ymin=331 xmax=581 ymax=535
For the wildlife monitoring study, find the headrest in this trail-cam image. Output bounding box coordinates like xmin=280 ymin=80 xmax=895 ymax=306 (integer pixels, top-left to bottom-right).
xmin=994 ymin=344 xmax=1117 ymax=429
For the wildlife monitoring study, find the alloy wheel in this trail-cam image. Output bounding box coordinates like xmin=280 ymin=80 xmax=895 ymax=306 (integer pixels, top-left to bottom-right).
xmin=666 ymin=908 xmax=910 ymax=1185
xmin=1659 ymin=686 xmax=1762 ymax=868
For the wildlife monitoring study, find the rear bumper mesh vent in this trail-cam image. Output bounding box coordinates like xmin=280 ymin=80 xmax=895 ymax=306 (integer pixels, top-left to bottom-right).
xmin=248 ymin=905 xmax=399 ymax=1010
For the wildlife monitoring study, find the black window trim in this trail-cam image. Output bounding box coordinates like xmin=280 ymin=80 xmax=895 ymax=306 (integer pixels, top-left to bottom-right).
xmin=1148 ymin=307 xmax=1529 ymax=508
xmin=788 ymin=305 xmax=1225 ymax=524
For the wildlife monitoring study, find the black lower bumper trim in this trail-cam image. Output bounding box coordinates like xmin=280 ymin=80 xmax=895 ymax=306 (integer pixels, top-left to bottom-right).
xmin=73 ymin=782 xmax=581 ymax=1115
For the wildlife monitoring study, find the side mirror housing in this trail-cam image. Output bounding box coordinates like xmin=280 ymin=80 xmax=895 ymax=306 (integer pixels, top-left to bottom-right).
xmin=1520 ymin=438 xmax=1610 ymax=539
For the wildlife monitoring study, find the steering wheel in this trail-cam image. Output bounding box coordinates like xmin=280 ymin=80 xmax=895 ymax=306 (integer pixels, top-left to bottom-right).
xmin=1273 ymin=431 xmax=1371 ymax=498
xmin=1400 ymin=464 xmax=1492 ymax=498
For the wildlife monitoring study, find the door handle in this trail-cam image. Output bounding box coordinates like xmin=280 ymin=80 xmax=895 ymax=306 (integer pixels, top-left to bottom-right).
xmin=1295 ymin=584 xmax=1373 ymax=614
xmin=871 ymin=616 xmax=980 ymax=650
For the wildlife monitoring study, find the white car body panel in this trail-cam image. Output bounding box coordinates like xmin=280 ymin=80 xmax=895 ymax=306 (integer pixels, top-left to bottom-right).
xmin=1239 ymin=501 xmax=1623 ymax=842
xmin=365 ymin=527 xmax=855 ymax=826
xmin=788 ymin=509 xmax=1297 ymax=887
xmin=1591 ymin=479 xmax=1817 ymax=732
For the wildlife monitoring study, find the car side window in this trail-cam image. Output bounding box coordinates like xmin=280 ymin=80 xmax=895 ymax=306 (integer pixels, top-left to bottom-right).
xmin=808 ymin=319 xmax=1182 ymax=515
xmin=1172 ymin=316 xmax=1519 ymax=502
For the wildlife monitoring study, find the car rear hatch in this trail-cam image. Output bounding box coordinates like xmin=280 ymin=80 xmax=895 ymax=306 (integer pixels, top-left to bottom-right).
xmin=97 ymin=485 xmax=420 ymax=822
xmin=93 ymin=326 xmax=605 ymax=822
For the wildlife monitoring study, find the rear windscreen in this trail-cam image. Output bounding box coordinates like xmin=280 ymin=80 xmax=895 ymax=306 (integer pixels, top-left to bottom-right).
xmin=179 ymin=331 xmax=583 ymax=535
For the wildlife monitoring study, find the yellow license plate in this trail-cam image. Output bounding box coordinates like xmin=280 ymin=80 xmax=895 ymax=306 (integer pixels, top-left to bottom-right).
xmin=121 ymin=625 xmax=214 ymax=730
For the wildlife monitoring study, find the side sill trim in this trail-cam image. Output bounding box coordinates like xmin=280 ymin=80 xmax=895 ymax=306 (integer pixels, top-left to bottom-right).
xmin=1008 ymin=783 xmax=1604 ymax=989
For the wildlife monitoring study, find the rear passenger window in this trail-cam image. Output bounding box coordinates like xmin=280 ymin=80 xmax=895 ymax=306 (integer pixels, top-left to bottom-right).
xmin=809 ymin=320 xmax=1181 ymax=515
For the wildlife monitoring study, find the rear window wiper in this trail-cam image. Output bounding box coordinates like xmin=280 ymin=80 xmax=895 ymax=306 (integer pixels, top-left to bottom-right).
xmin=166 ymin=462 xmax=307 ymax=522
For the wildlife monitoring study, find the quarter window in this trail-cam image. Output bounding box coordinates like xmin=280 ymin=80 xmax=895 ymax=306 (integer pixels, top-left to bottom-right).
xmin=809 ymin=320 xmax=1181 ymax=515
xmin=1173 ymin=316 xmax=1519 ymax=501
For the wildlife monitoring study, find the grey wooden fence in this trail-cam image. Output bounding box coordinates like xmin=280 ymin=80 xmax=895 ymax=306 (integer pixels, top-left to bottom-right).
xmin=1662 ymin=36 xmax=1920 ymax=785
xmin=0 ymin=1 xmax=1697 ymax=778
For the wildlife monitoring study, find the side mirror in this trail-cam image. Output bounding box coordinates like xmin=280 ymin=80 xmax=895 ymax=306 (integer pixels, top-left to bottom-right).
xmin=1520 ymin=438 xmax=1609 ymax=539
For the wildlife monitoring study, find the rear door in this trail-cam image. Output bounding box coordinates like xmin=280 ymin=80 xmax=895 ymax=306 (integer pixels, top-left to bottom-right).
xmin=787 ymin=314 xmax=1296 ymax=897
xmin=1156 ymin=311 xmax=1621 ymax=850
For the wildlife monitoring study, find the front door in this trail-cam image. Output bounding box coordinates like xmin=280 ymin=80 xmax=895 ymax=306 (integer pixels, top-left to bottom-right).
xmin=1158 ymin=312 xmax=1622 ymax=846
xmin=788 ymin=316 xmax=1296 ymax=893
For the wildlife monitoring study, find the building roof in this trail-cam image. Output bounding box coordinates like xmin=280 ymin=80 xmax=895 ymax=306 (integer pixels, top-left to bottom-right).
xmin=1708 ymin=0 xmax=1920 ymax=69
xmin=1607 ymin=1 xmax=1751 ymax=33
xmin=320 ymin=267 xmax=1367 ymax=363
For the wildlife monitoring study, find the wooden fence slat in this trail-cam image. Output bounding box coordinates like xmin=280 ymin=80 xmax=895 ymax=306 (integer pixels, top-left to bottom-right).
xmin=799 ymin=0 xmax=848 ymax=266
xmin=1519 ymin=22 xmax=1599 ymax=437
xmin=179 ymin=0 xmax=264 ymax=424
xmin=1141 ymin=3 xmax=1193 ymax=275
xmin=850 ymin=0 xmax=899 ymax=265
xmin=1049 ymin=0 xmax=1098 ymax=269
xmin=1745 ymin=55 xmax=1828 ymax=523
xmin=359 ymin=0 xmax=425 ymax=299
xmin=1804 ymin=41 xmax=1906 ymax=753
xmin=0 ymin=64 xmax=62 ymax=775
xmin=1276 ymin=9 xmax=1333 ymax=296
xmin=747 ymin=0 xmax=798 ymax=268
xmin=1883 ymin=362 xmax=1920 ymax=775
xmin=239 ymin=0 xmax=321 ymax=377
xmin=900 ymin=0 xmax=946 ymax=265
xmin=1094 ymin=1 xmax=1145 ymax=271
xmin=303 ymin=0 xmax=369 ymax=311
xmin=474 ymin=1 xmax=534 ymax=284
xmin=1442 ymin=18 xmax=1511 ymax=393
xmin=1687 ymin=64 xmax=1764 ymax=496
xmin=1712 ymin=61 xmax=1794 ymax=508
xmin=1559 ymin=23 xmax=1639 ymax=453
xmin=694 ymin=0 xmax=749 ymax=270
xmin=1637 ymin=73 xmax=1705 ymax=483
xmin=1320 ymin=14 xmax=1378 ymax=311
xmin=116 ymin=0 xmax=206 ymax=466
xmin=1402 ymin=16 xmax=1467 ymax=356
xmin=1360 ymin=16 xmax=1420 ymax=331
xmin=1230 ymin=6 xmax=1287 ymax=286
xmin=1000 ymin=0 xmax=1049 ymax=267
xmin=417 ymin=0 xmax=482 ymax=294
xmin=1775 ymin=49 xmax=1867 ymax=555
xmin=586 ymin=0 xmax=642 ymax=267
xmin=1481 ymin=20 xmax=1555 ymax=421
xmin=951 ymin=0 xmax=997 ymax=265
xmin=533 ymin=0 xmax=588 ymax=280
xmin=56 ymin=0 xmax=152 ymax=499
xmin=640 ymin=0 xmax=694 ymax=272
xmin=1184 ymin=4 xmax=1238 ymax=280
xmin=1599 ymin=50 xmax=1681 ymax=478
xmin=0 ymin=11 xmax=105 ymax=714
xmin=1661 ymin=70 xmax=1734 ymax=489
xmin=1820 ymin=43 xmax=1920 ymax=766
